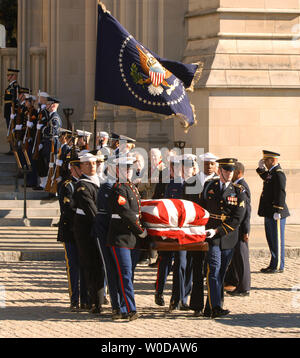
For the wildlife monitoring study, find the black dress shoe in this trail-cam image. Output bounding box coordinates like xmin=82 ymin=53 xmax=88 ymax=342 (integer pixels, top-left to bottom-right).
xmin=193 ymin=310 xmax=203 ymax=317
xmin=80 ymin=303 xmax=90 ymax=311
xmin=168 ymin=301 xmax=179 ymax=312
xmin=121 ymin=311 xmax=139 ymax=321
xmin=128 ymin=311 xmax=139 ymax=321
xmin=179 ymin=303 xmax=191 ymax=311
xmin=211 ymin=306 xmax=230 ymax=319
xmin=227 ymin=289 xmax=250 ymax=297
xmin=70 ymin=302 xmax=79 ymax=312
xmin=111 ymin=309 xmax=123 ymax=320
xmin=261 ymin=267 xmax=283 ymax=274
xmin=89 ymin=304 xmax=102 ymax=314
xmin=203 ymin=309 xmax=211 ymax=318
xmin=155 ymin=293 xmax=165 ymax=306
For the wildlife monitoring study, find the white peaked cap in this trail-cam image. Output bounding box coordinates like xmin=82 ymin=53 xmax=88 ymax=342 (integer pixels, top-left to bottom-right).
xmin=79 ymin=153 xmax=97 ymax=163
xmin=199 ymin=152 xmax=218 ymax=162
xmin=77 ymin=129 xmax=92 ymax=137
xmin=182 ymin=153 xmax=197 ymax=161
xmin=99 ymin=131 xmax=109 ymax=138
xmin=78 ymin=149 xmax=89 ymax=157
xmin=113 ymin=156 xmax=136 ymax=165
xmin=39 ymin=91 xmax=49 ymax=97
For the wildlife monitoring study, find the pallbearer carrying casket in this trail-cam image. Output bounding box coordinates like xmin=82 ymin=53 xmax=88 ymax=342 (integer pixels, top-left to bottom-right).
xmin=106 ymin=155 xmax=148 ymax=321
xmin=200 ymin=158 xmax=246 ymax=318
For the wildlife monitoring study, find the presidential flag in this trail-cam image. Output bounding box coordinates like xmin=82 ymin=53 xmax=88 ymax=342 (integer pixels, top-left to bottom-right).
xmin=95 ymin=2 xmax=203 ymax=130
xmin=141 ymin=199 xmax=209 ymax=245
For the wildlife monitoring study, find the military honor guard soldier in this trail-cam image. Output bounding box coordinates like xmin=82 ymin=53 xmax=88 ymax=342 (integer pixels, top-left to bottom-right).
xmin=57 ymin=150 xmax=89 ymax=311
xmin=4 ymin=68 xmax=20 ymax=154
xmin=106 ymin=155 xmax=148 ymax=321
xmin=73 ymin=153 xmax=104 ymax=314
xmin=225 ymin=162 xmax=251 ymax=296
xmin=200 ymin=158 xmax=246 ymax=318
xmin=257 ymin=150 xmax=289 ymax=273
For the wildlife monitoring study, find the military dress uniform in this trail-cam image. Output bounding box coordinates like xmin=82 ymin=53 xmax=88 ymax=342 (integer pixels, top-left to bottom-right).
xmin=106 ymin=164 xmax=147 ymax=320
xmin=182 ymin=173 xmax=206 ymax=316
xmin=93 ymin=176 xmax=129 ymax=319
xmin=39 ymin=99 xmax=62 ymax=187
xmin=4 ymin=69 xmax=20 ymax=131
xmin=57 ymin=175 xmax=88 ymax=310
xmin=257 ymin=150 xmax=289 ymax=273
xmin=154 ymin=175 xmax=184 ymax=307
xmin=73 ymin=162 xmax=104 ymax=313
xmin=199 ymin=158 xmax=246 ymax=318
xmin=225 ymin=176 xmax=251 ymax=295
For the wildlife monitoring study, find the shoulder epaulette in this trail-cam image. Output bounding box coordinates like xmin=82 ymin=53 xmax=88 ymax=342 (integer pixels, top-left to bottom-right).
xmin=64 ymin=179 xmax=72 ymax=187
xmin=233 ymin=183 xmax=245 ymax=192
xmin=276 ymin=169 xmax=284 ymax=173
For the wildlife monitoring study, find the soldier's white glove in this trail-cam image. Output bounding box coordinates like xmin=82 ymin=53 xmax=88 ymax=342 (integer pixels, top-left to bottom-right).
xmin=273 ymin=213 xmax=281 ymax=220
xmin=10 ymin=114 xmax=16 ymax=120
xmin=138 ymin=228 xmax=148 ymax=239
xmin=206 ymin=229 xmax=216 ymax=239
xmin=38 ymin=144 xmax=43 ymax=150
xmin=258 ymin=159 xmax=265 ymax=170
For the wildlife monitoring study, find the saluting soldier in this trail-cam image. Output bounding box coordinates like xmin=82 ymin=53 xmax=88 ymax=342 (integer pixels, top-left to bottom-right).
xmin=257 ymin=150 xmax=289 ymax=273
xmin=57 ymin=150 xmax=88 ymax=311
xmin=200 ymin=158 xmax=246 ymax=318
xmin=73 ymin=153 xmax=104 ymax=314
xmin=4 ymin=68 xmax=20 ymax=155
xmin=106 ymin=156 xmax=148 ymax=321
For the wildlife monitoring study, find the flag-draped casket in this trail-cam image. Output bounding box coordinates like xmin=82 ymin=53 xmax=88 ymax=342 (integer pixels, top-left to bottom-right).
xmin=141 ymin=199 xmax=209 ymax=246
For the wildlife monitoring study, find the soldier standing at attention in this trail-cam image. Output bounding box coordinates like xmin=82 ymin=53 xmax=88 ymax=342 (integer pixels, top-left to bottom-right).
xmin=73 ymin=153 xmax=104 ymax=314
xmin=200 ymin=158 xmax=246 ymax=318
xmin=257 ymin=150 xmax=289 ymax=274
xmin=57 ymin=151 xmax=88 ymax=311
xmin=106 ymin=156 xmax=148 ymax=321
xmin=4 ymin=68 xmax=20 ymax=155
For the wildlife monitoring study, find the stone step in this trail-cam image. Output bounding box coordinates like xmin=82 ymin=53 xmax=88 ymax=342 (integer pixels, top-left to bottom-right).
xmin=0 ymin=199 xmax=59 ymax=208
xmin=0 ymin=186 xmax=53 ymax=199
xmin=0 ymin=208 xmax=60 ymax=218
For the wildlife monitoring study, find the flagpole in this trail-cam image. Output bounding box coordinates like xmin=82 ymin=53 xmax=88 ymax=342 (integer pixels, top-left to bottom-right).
xmin=93 ymin=102 xmax=98 ymax=150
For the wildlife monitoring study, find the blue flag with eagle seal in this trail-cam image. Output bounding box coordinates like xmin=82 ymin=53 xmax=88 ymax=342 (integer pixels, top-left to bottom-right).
xmin=95 ymin=2 xmax=203 ymax=130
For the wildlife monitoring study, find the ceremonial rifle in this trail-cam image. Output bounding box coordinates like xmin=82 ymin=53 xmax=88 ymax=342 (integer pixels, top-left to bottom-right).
xmin=44 ymin=138 xmax=56 ymax=193
xmin=32 ymin=91 xmax=44 ymax=160
xmin=23 ymin=101 xmax=36 ymax=152
xmin=6 ymin=95 xmax=23 ymax=169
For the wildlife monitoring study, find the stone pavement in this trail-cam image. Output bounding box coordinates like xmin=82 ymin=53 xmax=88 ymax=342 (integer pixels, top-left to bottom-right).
xmin=0 ymin=224 xmax=299 ymax=339
xmin=0 ymin=223 xmax=299 ymax=261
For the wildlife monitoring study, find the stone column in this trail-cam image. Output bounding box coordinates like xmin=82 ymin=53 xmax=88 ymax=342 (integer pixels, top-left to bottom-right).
xmin=181 ymin=0 xmax=300 ymax=223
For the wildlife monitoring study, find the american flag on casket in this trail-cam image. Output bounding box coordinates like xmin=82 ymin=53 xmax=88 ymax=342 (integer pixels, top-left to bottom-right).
xmin=141 ymin=199 xmax=209 ymax=245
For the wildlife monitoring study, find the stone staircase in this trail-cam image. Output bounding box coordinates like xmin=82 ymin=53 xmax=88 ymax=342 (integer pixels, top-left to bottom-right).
xmin=0 ymin=152 xmax=60 ymax=227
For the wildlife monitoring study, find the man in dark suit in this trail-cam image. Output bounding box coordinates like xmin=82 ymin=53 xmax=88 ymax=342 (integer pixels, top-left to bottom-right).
xmin=257 ymin=150 xmax=289 ymax=273
xmin=226 ymin=162 xmax=251 ymax=296
xmin=200 ymin=158 xmax=246 ymax=318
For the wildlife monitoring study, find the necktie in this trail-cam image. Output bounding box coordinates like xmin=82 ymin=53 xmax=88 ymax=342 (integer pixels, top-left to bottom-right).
xmin=221 ymin=183 xmax=226 ymax=193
